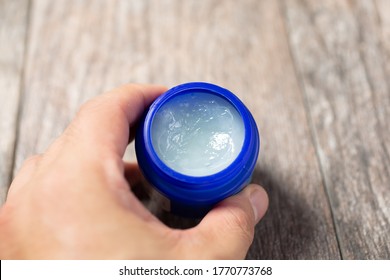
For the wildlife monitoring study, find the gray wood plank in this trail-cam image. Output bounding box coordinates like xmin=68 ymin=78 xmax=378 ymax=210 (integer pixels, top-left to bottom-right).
xmin=283 ymin=0 xmax=390 ymax=259
xmin=241 ymin=0 xmax=339 ymax=259
xmin=0 ymin=0 xmax=29 ymax=204
xmin=15 ymin=0 xmax=339 ymax=259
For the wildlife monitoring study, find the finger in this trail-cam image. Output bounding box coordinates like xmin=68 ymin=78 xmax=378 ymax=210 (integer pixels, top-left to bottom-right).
xmin=188 ymin=185 xmax=268 ymax=259
xmin=23 ymin=85 xmax=165 ymax=213
xmin=48 ymin=84 xmax=167 ymax=160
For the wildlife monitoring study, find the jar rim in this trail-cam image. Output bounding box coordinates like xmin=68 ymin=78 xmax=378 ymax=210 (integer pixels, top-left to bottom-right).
xmin=135 ymin=82 xmax=260 ymax=205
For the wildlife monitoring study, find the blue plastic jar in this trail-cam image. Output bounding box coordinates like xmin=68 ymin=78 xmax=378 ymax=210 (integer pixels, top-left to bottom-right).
xmin=135 ymin=82 xmax=260 ymax=218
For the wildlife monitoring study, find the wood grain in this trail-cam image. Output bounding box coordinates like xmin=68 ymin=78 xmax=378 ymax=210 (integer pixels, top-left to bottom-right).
xmin=0 ymin=0 xmax=29 ymax=204
xmin=4 ymin=0 xmax=389 ymax=259
xmin=12 ymin=0 xmax=340 ymax=259
xmin=283 ymin=0 xmax=390 ymax=259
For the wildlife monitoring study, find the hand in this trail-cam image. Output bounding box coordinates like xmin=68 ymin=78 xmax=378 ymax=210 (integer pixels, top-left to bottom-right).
xmin=0 ymin=84 xmax=268 ymax=259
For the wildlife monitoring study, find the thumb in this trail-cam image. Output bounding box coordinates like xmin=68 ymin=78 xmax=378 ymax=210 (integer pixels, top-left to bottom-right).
xmin=190 ymin=184 xmax=268 ymax=259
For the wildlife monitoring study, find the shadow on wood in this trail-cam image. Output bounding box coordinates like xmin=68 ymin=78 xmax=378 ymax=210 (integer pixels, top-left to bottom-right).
xmin=247 ymin=166 xmax=321 ymax=259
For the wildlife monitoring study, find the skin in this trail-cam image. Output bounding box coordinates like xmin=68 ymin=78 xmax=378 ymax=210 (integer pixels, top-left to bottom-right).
xmin=0 ymin=84 xmax=268 ymax=259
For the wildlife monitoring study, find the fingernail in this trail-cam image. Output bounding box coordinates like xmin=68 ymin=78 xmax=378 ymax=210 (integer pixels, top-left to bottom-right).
xmin=249 ymin=189 xmax=264 ymax=223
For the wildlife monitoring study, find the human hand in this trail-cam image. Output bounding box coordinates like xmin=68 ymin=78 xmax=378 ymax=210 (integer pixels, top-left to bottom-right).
xmin=0 ymin=84 xmax=268 ymax=259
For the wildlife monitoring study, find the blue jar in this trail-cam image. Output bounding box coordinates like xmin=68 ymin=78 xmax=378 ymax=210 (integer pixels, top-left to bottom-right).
xmin=135 ymin=82 xmax=260 ymax=218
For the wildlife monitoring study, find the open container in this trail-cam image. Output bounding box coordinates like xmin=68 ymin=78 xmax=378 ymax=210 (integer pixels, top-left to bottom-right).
xmin=135 ymin=82 xmax=260 ymax=218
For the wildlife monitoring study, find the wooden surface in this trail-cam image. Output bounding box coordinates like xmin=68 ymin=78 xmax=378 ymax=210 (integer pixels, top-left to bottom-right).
xmin=0 ymin=0 xmax=29 ymax=205
xmin=0 ymin=0 xmax=389 ymax=259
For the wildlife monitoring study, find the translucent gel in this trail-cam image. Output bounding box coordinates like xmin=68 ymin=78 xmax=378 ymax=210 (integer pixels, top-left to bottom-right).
xmin=151 ymin=92 xmax=245 ymax=176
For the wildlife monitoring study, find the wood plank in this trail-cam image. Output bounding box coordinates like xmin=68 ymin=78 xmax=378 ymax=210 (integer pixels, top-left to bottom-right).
xmin=0 ymin=0 xmax=29 ymax=204
xmin=236 ymin=0 xmax=339 ymax=259
xmin=16 ymin=0 xmax=339 ymax=259
xmin=283 ymin=0 xmax=390 ymax=259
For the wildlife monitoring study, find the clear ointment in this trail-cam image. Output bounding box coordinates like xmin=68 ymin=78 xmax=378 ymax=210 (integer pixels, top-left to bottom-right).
xmin=151 ymin=92 xmax=245 ymax=177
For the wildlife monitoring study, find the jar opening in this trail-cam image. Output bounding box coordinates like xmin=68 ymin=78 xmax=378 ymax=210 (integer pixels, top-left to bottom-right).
xmin=151 ymin=91 xmax=245 ymax=177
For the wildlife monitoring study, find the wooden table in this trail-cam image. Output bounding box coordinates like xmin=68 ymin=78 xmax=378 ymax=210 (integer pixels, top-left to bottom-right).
xmin=1 ymin=0 xmax=389 ymax=259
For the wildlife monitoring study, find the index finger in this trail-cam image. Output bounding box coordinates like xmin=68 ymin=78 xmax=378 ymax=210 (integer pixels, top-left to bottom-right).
xmin=49 ymin=84 xmax=167 ymax=160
